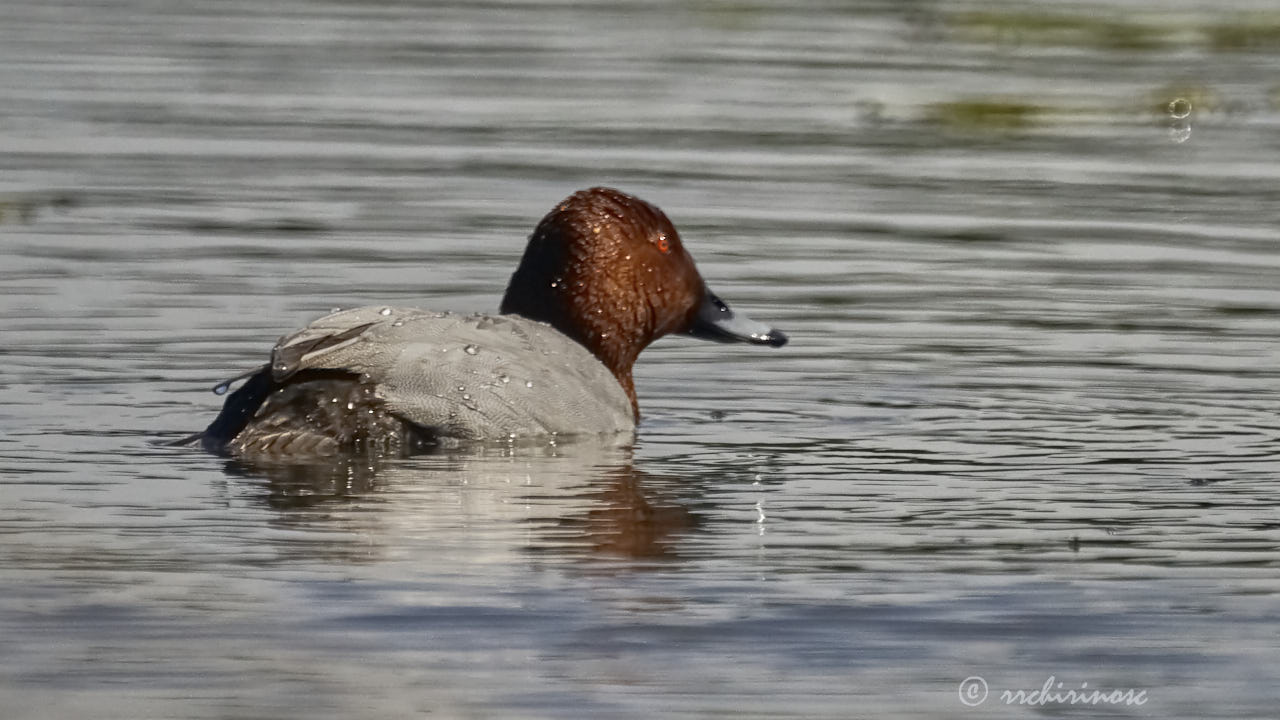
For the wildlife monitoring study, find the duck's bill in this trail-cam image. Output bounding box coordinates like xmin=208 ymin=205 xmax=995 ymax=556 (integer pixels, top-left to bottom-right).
xmin=687 ymin=291 xmax=788 ymax=347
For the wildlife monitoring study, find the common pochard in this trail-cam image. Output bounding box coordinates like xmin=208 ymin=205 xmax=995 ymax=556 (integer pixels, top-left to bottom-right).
xmin=193 ymin=187 xmax=787 ymax=457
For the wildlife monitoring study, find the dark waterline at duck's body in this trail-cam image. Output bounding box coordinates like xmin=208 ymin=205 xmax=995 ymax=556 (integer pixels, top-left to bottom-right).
xmin=191 ymin=188 xmax=787 ymax=458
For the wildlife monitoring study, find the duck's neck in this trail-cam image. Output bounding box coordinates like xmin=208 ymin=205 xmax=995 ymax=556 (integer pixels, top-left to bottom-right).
xmin=500 ymin=293 xmax=641 ymax=420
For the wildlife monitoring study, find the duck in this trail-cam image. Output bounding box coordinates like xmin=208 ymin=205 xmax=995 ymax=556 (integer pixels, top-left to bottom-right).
xmin=192 ymin=187 xmax=787 ymax=457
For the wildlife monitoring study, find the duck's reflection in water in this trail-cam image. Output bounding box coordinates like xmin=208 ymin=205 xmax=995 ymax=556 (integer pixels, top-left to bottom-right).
xmin=220 ymin=442 xmax=699 ymax=561
xmin=540 ymin=466 xmax=697 ymax=559
xmin=223 ymin=456 xmax=384 ymax=509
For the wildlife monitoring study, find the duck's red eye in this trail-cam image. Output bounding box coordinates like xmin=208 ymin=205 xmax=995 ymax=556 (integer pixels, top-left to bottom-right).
xmin=655 ymin=234 xmax=670 ymax=254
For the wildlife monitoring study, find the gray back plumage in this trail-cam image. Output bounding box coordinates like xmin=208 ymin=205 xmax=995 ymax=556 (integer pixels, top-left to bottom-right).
xmin=269 ymin=307 xmax=635 ymax=441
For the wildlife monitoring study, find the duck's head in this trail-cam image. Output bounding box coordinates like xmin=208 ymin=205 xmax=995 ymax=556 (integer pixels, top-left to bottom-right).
xmin=500 ymin=187 xmax=787 ymax=414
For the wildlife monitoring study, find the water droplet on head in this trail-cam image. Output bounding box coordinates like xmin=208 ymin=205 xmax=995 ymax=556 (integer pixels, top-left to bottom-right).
xmin=330 ymin=307 xmax=342 ymax=313
xmin=463 ymin=344 xmax=478 ymax=355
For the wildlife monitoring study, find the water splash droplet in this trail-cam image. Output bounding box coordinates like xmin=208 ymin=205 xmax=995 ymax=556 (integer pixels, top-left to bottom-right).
xmin=212 ymin=380 xmax=231 ymax=396
xmin=1167 ymin=97 xmax=1193 ymax=143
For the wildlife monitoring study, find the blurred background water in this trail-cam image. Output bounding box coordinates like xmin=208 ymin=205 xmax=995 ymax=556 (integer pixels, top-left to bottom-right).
xmin=2 ymin=1 xmax=1278 ymax=718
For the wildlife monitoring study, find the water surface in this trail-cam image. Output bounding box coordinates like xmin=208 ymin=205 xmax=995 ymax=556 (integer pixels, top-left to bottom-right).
xmin=2 ymin=1 xmax=1278 ymax=718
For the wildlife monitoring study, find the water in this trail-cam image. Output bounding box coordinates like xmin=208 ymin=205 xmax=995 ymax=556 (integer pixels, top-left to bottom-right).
xmin=3 ymin=1 xmax=1279 ymax=717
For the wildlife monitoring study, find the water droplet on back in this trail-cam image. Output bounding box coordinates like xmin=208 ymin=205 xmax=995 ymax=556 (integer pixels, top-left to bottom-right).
xmin=525 ymin=380 xmax=534 ymax=388
xmin=379 ymin=307 xmax=392 ymax=316
xmin=463 ymin=344 xmax=478 ymax=355
xmin=498 ymin=374 xmax=510 ymax=384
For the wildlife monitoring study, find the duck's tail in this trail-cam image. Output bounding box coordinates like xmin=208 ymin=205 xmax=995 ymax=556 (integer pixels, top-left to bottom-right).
xmin=166 ymin=366 xmax=274 ymax=454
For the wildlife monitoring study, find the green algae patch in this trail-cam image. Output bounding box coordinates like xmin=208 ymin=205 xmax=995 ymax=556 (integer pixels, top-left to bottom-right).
xmin=926 ymin=99 xmax=1047 ymax=131
xmin=947 ymin=11 xmax=1169 ymax=51
xmin=1207 ymin=15 xmax=1280 ymax=51
xmin=948 ymin=9 xmax=1280 ymax=54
